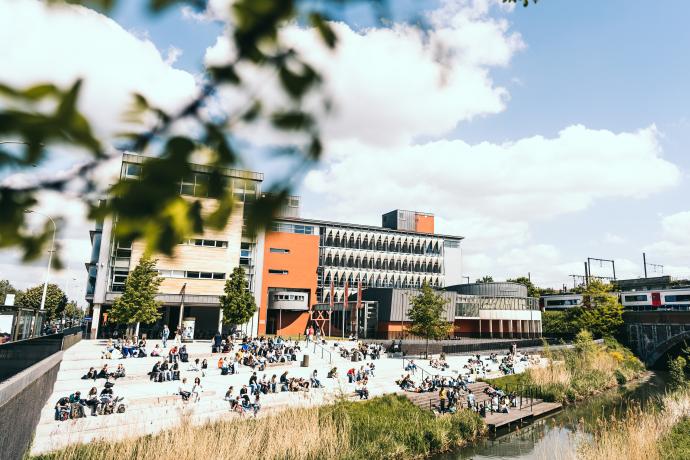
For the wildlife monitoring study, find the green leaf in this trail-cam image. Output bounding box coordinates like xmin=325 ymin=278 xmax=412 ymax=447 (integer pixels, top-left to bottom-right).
xmin=271 ymin=110 xmax=314 ymax=131
xmin=309 ymin=13 xmax=337 ymax=49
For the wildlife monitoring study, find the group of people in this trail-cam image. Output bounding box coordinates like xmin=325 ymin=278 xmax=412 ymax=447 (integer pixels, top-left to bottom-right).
xmin=336 ymin=342 xmax=383 ymax=361
xmin=82 ymin=364 xmax=126 ymax=380
xmin=55 ymin=381 xmax=125 ymax=420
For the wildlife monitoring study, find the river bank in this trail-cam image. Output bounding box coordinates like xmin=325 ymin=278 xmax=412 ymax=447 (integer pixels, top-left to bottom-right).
xmin=486 ymin=333 xmax=645 ymax=404
xmin=437 ymin=371 xmax=671 ymax=460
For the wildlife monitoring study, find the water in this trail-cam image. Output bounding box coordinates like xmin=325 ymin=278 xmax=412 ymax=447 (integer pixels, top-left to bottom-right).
xmin=435 ymin=373 xmax=669 ymax=460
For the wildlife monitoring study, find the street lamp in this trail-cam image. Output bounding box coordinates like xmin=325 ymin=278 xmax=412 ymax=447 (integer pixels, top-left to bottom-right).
xmin=24 ymin=209 xmax=57 ymax=313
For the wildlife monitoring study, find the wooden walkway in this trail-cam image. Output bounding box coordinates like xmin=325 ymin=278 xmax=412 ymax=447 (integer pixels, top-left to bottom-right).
xmin=404 ymin=382 xmax=562 ymax=431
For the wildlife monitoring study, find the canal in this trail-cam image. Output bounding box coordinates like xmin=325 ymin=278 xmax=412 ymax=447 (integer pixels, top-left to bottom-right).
xmin=435 ymin=373 xmax=669 ymax=460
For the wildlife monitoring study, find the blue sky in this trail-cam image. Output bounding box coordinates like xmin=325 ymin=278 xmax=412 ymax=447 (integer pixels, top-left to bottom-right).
xmin=2 ymin=0 xmax=690 ymax=296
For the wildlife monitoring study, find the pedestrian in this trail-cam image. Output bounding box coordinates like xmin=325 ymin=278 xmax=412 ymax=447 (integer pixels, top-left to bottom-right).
xmin=162 ymin=325 xmax=169 ymax=348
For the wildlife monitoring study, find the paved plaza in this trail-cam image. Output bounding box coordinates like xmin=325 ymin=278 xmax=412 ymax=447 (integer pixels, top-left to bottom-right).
xmin=31 ymin=339 xmax=544 ymax=455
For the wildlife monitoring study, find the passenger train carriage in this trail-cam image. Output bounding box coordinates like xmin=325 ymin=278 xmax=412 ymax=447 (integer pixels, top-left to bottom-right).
xmin=620 ymin=288 xmax=690 ymax=311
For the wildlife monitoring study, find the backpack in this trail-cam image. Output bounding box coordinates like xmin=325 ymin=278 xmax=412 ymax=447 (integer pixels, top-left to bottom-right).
xmin=116 ymin=404 xmax=126 ymax=413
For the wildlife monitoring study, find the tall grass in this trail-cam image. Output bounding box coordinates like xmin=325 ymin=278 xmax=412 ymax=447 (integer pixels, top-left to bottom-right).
xmin=489 ymin=332 xmax=645 ymax=404
xmin=34 ymin=395 xmax=485 ymax=460
xmin=578 ymin=390 xmax=690 ymax=460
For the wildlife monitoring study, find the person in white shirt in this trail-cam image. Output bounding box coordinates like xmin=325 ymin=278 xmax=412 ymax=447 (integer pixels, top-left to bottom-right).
xmin=178 ymin=378 xmax=191 ymax=401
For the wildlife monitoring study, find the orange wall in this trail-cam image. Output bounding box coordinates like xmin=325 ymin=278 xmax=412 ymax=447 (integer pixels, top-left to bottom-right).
xmin=454 ymin=319 xmax=480 ymax=333
xmin=259 ymin=231 xmax=320 ymax=334
xmin=415 ymin=214 xmax=434 ymax=233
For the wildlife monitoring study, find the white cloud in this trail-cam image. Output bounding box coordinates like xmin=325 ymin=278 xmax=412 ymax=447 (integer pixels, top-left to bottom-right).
xmin=604 ymin=232 xmax=626 ymax=245
xmin=204 ymin=0 xmax=524 ymax=147
xmin=646 ymin=211 xmax=690 ymax=264
xmin=0 ymin=0 xmax=198 ymax=139
xmin=304 ymin=125 xmax=679 ymax=224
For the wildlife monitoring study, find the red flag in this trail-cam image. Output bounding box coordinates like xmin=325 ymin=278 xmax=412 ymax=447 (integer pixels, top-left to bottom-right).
xmin=356 ymin=280 xmax=362 ymax=309
xmin=343 ymin=279 xmax=349 ymax=313
xmin=329 ymin=279 xmax=334 ymax=308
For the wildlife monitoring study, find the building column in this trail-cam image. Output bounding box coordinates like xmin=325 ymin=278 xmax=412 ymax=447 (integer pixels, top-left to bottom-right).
xmin=90 ymin=304 xmax=101 ymax=339
xmin=517 ymin=319 xmax=523 ymax=339
xmin=217 ymin=307 xmax=224 ymax=335
xmin=508 ymin=320 xmax=513 ymax=339
xmin=526 ymin=320 xmax=532 ymax=339
xmin=478 ymin=319 xmax=482 ymax=338
xmin=488 ymin=319 xmax=493 ymax=339
xmin=537 ymin=320 xmax=542 ymax=337
xmin=498 ymin=319 xmax=503 ymax=339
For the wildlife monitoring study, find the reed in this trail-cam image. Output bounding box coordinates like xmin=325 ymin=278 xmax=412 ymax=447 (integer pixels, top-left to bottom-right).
xmin=578 ymin=390 xmax=690 ymax=460
xmin=33 ymin=395 xmax=485 ymax=460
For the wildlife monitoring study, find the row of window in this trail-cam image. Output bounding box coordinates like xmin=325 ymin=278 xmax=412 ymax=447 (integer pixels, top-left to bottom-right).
xmin=158 ymin=270 xmax=226 ymax=280
xmin=268 ymin=269 xmax=289 ymax=275
xmin=183 ymin=239 xmax=229 ymax=248
xmin=322 ymin=234 xmax=441 ymax=255
xmin=270 ymin=248 xmax=290 ymax=254
xmin=272 ymin=294 xmax=306 ymax=301
xmin=545 ymin=299 xmax=581 ymax=306
xmin=624 ymin=295 xmax=647 ymax=302
xmin=322 ymin=255 xmax=441 ymax=273
xmin=271 ymin=223 xmax=314 ymax=235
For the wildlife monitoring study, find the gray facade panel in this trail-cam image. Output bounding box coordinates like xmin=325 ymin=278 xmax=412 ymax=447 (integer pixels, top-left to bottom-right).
xmin=446 ymin=282 xmax=528 ymax=298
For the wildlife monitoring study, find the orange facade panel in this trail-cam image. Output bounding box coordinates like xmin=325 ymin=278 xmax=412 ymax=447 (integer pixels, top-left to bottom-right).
xmin=259 ymin=231 xmax=320 ymax=335
xmin=414 ymin=213 xmax=435 ymax=233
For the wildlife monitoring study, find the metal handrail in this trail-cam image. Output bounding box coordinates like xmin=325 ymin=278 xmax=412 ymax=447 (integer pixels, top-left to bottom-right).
xmin=312 ymin=340 xmax=333 ymax=364
xmin=401 ymin=356 xmax=434 ymax=382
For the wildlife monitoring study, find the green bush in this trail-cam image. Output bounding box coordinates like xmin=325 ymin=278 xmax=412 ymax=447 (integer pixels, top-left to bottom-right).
xmin=659 ymin=418 xmax=690 ymax=460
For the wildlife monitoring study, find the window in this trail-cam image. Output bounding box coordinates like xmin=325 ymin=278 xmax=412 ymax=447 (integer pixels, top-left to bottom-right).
xmin=546 ymin=299 xmax=580 ymax=306
xmin=624 ymin=295 xmax=648 ymax=302
xmin=159 ymin=270 xmax=227 ymax=280
xmin=269 ymin=269 xmax=289 ymax=275
xmin=666 ymin=294 xmax=690 ymax=303
xmin=271 ymin=223 xmax=314 ymax=235
xmin=186 ymin=239 xmax=228 ymax=248
xmin=125 ymin=163 xmax=141 ymax=178
xmin=270 ymin=248 xmax=290 ymax=254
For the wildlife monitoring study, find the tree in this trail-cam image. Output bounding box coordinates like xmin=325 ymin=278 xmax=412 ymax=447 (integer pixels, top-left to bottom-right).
xmin=0 ymin=279 xmax=17 ymax=305
xmin=407 ymin=282 xmax=452 ymax=358
xmin=668 ymin=355 xmax=687 ymax=390
xmin=572 ymin=280 xmax=624 ymax=338
xmin=15 ymin=283 xmax=67 ymax=322
xmin=64 ymin=301 xmax=84 ymax=322
xmin=219 ymin=267 xmax=257 ymax=330
xmin=476 ymin=276 xmax=494 ymax=283
xmin=507 ymin=276 xmax=540 ymax=298
xmin=108 ymin=255 xmax=162 ymax=336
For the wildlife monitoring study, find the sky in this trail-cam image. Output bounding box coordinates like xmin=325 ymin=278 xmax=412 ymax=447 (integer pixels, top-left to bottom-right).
xmin=1 ymin=0 xmax=690 ymax=305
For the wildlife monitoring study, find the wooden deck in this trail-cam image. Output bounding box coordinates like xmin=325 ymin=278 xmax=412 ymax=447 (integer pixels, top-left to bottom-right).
xmin=404 ymin=382 xmax=563 ymax=431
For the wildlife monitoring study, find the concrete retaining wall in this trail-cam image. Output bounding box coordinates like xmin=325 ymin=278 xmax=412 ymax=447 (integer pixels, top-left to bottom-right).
xmin=0 ymin=352 xmax=63 ymax=460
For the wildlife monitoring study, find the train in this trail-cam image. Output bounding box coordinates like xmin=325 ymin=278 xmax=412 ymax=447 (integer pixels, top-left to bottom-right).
xmin=540 ymin=288 xmax=690 ymax=311
xmin=619 ymin=288 xmax=690 ymax=311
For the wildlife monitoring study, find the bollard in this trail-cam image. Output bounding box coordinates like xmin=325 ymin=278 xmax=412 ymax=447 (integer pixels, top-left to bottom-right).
xmin=301 ymin=354 xmax=310 ymax=367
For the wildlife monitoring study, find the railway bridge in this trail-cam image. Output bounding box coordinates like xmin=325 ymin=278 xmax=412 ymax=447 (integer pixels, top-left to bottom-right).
xmin=624 ymin=310 xmax=690 ymax=367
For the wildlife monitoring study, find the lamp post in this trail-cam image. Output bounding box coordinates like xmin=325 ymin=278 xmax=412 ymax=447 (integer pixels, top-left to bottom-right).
xmin=24 ymin=210 xmax=57 ymax=313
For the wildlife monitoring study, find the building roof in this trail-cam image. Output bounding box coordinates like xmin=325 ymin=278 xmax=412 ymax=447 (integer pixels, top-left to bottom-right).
xmin=122 ymin=152 xmax=264 ymax=182
xmin=274 ymin=216 xmax=464 ymax=241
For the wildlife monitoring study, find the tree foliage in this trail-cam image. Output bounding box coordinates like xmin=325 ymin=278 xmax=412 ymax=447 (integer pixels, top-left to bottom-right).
xmin=668 ymin=355 xmax=687 ymax=390
xmin=507 ymin=276 xmax=540 ymax=297
xmin=219 ymin=266 xmax=257 ymax=327
xmin=108 ymin=255 xmax=162 ymax=327
xmin=543 ymin=281 xmax=623 ymax=338
xmin=407 ymin=283 xmax=451 ymax=356
xmin=16 ymin=283 xmax=68 ymax=322
xmin=64 ymin=300 xmax=84 ymax=321
xmin=574 ymin=280 xmax=624 ymax=338
xmin=476 ymin=276 xmax=494 ymax=283
xmin=0 ymin=279 xmax=17 ymax=305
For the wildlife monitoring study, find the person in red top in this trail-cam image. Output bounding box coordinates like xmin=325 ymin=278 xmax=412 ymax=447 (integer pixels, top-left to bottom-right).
xmin=346 ymin=368 xmax=356 ymax=383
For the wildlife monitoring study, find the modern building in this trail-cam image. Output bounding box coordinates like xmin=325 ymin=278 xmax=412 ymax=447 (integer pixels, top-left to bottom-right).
xmin=85 ymin=154 xmax=540 ymax=340
xmin=86 ymin=153 xmax=267 ymax=339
